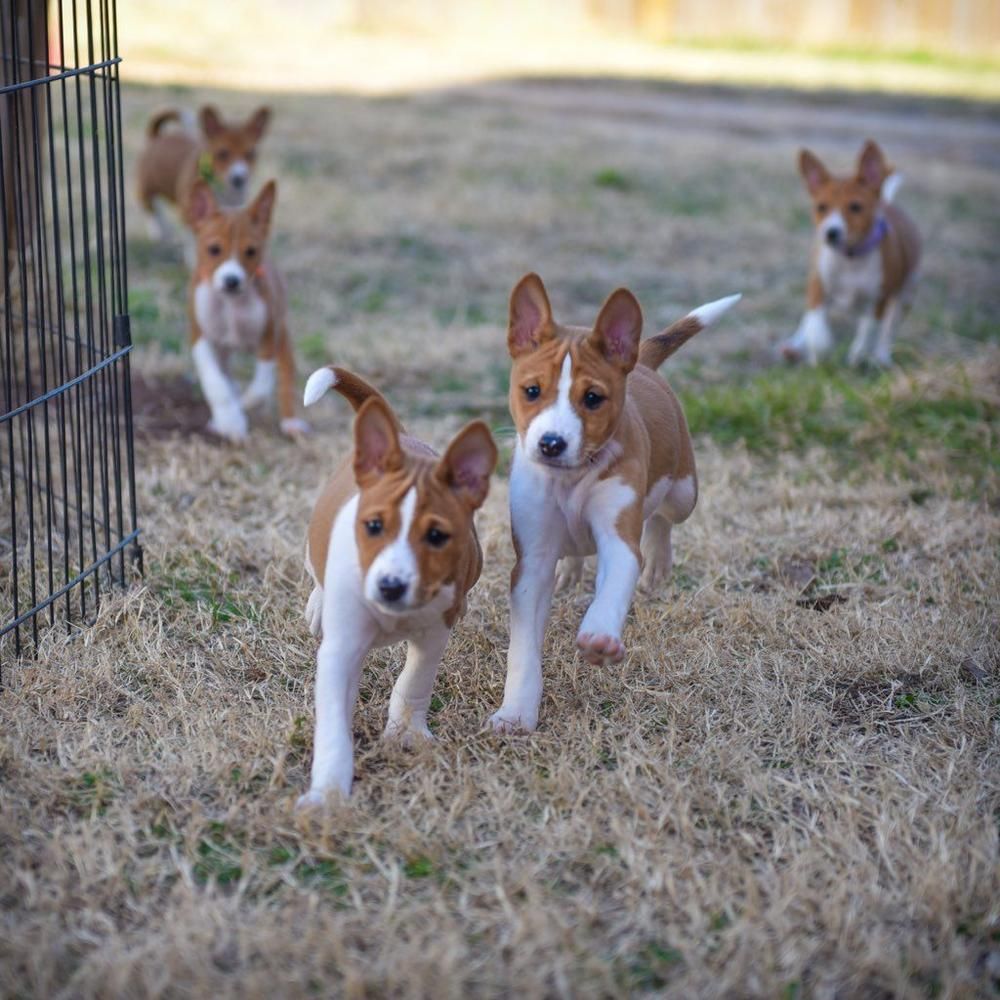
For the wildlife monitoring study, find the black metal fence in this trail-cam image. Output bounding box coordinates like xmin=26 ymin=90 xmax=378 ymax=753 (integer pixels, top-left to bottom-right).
xmin=1 ymin=0 xmax=139 ymax=673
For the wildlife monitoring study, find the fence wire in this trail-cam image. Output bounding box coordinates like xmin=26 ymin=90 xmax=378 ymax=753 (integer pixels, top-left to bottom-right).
xmin=1 ymin=0 xmax=140 ymax=675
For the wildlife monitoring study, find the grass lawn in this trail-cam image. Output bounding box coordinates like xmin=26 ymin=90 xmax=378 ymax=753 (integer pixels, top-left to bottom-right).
xmin=1 ymin=74 xmax=998 ymax=997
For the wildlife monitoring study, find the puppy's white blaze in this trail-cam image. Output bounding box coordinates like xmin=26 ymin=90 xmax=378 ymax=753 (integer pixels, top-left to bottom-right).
xmin=881 ymin=172 xmax=903 ymax=204
xmin=525 ymin=351 xmax=582 ymax=465
xmin=227 ymin=160 xmax=250 ymax=184
xmin=304 ymin=367 xmax=337 ymax=407
xmin=687 ymin=292 xmax=742 ymax=328
xmin=365 ymin=486 xmax=419 ymax=607
xmin=819 ymin=209 xmax=846 ymax=242
xmin=212 ymin=257 xmax=247 ymax=292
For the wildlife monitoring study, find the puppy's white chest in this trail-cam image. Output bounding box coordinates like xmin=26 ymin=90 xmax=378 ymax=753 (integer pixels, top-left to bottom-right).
xmin=817 ymin=244 xmax=883 ymax=312
xmin=194 ymin=280 xmax=268 ymax=351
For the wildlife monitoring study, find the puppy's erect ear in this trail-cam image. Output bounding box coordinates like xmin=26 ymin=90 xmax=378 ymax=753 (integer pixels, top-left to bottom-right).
xmin=436 ymin=421 xmax=498 ymax=510
xmin=246 ymin=106 xmax=271 ymax=141
xmin=508 ymin=272 xmax=554 ymax=358
xmin=588 ymin=288 xmax=642 ymax=372
xmin=200 ymin=105 xmax=224 ymax=139
xmin=248 ymin=179 xmax=277 ymax=229
xmin=857 ymin=139 xmax=889 ymax=191
xmin=353 ymin=397 xmax=403 ymax=488
xmin=798 ymin=149 xmax=829 ymax=195
xmin=188 ymin=178 xmax=219 ymax=227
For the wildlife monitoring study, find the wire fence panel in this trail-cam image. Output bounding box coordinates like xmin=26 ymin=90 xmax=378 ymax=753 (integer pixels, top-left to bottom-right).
xmin=1 ymin=0 xmax=139 ymax=675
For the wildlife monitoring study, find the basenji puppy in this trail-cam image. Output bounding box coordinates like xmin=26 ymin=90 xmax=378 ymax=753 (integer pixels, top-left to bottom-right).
xmin=780 ymin=139 xmax=921 ymax=368
xmin=136 ymin=104 xmax=270 ymax=241
xmin=489 ymin=274 xmax=740 ymax=733
xmin=187 ymin=178 xmax=308 ymax=443
xmin=296 ymin=366 xmax=497 ymax=804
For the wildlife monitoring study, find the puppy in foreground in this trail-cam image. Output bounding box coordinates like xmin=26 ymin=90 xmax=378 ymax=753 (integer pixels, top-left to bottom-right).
xmin=136 ymin=105 xmax=270 ymax=241
xmin=781 ymin=139 xmax=921 ymax=367
xmin=297 ymin=367 xmax=497 ymax=804
xmin=187 ymin=178 xmax=307 ymax=442
xmin=490 ymin=274 xmax=739 ymax=733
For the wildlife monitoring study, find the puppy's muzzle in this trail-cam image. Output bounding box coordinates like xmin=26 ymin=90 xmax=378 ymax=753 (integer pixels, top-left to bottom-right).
xmin=538 ymin=433 xmax=567 ymax=459
xmin=377 ymin=576 xmax=408 ymax=605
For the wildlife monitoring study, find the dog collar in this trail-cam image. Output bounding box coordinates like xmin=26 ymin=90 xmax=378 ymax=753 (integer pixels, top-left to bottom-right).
xmin=844 ymin=215 xmax=889 ymax=258
xmin=198 ymin=151 xmax=217 ymax=185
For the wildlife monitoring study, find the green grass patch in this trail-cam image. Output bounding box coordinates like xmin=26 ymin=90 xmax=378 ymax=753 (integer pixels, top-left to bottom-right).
xmin=298 ymin=331 xmax=329 ymax=367
xmin=593 ymin=168 xmax=634 ymax=192
xmin=679 ymin=363 xmax=998 ymax=492
xmin=155 ymin=553 xmax=261 ymax=625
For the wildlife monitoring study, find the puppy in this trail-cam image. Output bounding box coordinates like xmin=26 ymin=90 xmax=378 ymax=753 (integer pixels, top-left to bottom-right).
xmin=136 ymin=105 xmax=270 ymax=241
xmin=781 ymin=139 xmax=921 ymax=367
xmin=297 ymin=367 xmax=498 ymax=804
xmin=490 ymin=274 xmax=739 ymax=733
xmin=187 ymin=178 xmax=307 ymax=442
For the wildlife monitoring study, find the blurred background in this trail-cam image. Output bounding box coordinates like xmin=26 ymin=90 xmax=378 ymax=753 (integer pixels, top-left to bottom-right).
xmin=119 ymin=0 xmax=1000 ymax=96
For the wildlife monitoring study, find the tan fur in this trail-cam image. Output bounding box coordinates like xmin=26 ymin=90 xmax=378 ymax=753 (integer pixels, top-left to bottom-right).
xmin=307 ymin=385 xmax=495 ymax=629
xmin=187 ymin=179 xmax=300 ymax=427
xmin=799 ymin=139 xmax=921 ymax=310
xmin=136 ymin=105 xmax=270 ymax=227
xmin=508 ymin=277 xmax=699 ymax=565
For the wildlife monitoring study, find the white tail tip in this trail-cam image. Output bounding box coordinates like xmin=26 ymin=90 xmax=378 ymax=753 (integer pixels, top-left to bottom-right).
xmin=303 ymin=367 xmax=337 ymax=407
xmin=688 ymin=293 xmax=742 ymax=328
xmin=881 ymin=172 xmax=904 ymax=204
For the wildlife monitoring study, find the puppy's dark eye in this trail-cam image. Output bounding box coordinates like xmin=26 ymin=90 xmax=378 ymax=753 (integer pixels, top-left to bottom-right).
xmin=848 ymin=201 xmax=863 ymax=214
xmin=245 ymin=246 xmax=257 ymax=258
xmin=583 ymin=390 xmax=604 ymax=410
xmin=816 ymin=203 xmax=828 ymax=214
xmin=365 ymin=518 xmax=383 ymax=537
xmin=425 ymin=526 xmax=450 ymax=548
xmin=216 ymin=149 xmax=230 ymax=163
xmin=524 ymin=385 xmax=540 ymax=401
xmin=207 ymin=242 xmax=222 ymax=257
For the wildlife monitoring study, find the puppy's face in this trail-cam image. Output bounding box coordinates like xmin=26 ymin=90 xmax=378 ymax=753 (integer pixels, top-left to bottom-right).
xmin=799 ymin=140 xmax=890 ymax=254
xmin=351 ymin=400 xmax=496 ymax=614
xmin=199 ymin=105 xmax=270 ymax=204
xmin=507 ymin=273 xmax=641 ymax=470
xmin=189 ymin=180 xmax=275 ymax=295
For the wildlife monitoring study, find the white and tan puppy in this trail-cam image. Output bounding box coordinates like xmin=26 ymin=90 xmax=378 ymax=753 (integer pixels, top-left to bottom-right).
xmin=490 ymin=274 xmax=739 ymax=733
xmin=780 ymin=139 xmax=921 ymax=367
xmin=298 ymin=366 xmax=497 ymax=805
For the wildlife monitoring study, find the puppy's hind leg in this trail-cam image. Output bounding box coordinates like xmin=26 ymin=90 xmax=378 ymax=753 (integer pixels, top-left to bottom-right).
xmin=638 ymin=514 xmax=672 ymax=593
xmin=305 ymin=585 xmax=323 ymax=637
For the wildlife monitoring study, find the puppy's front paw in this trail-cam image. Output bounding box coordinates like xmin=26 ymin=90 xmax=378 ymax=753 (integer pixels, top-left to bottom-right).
xmin=280 ymin=417 xmax=311 ymax=439
xmin=206 ymin=408 xmax=248 ymax=444
xmin=383 ymin=721 xmax=435 ymax=747
xmin=576 ymin=631 xmax=625 ymax=666
xmin=488 ymin=707 xmax=537 ymax=734
xmin=295 ymin=785 xmax=348 ymax=811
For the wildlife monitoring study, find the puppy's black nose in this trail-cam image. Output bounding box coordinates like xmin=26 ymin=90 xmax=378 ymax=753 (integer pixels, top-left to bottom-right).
xmin=231 ymin=173 xmax=246 ymax=189
xmin=825 ymin=228 xmax=843 ymax=246
xmin=222 ymin=273 xmax=241 ymax=292
xmin=378 ymin=576 xmax=407 ymax=603
xmin=539 ymin=433 xmax=567 ymax=458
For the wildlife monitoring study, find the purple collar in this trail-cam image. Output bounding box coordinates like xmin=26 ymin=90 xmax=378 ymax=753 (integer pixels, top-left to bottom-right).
xmin=844 ymin=215 xmax=889 ymax=258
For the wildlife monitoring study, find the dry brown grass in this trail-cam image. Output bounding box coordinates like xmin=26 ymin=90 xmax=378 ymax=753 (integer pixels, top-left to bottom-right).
xmin=1 ymin=78 xmax=999 ymax=997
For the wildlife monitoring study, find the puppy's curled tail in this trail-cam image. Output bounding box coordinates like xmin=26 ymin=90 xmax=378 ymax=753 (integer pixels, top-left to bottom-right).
xmin=146 ymin=109 xmax=181 ymax=139
xmin=638 ymin=293 xmax=742 ymax=370
xmin=303 ymin=366 xmax=402 ymax=428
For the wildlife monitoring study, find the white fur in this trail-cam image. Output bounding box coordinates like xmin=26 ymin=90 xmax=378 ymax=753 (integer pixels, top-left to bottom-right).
xmin=192 ymin=338 xmax=247 ymax=442
xmin=817 ymin=242 xmax=883 ymax=312
xmin=298 ymin=490 xmax=459 ymax=806
xmin=194 ymin=278 xmax=268 ymax=351
xmin=818 ymin=208 xmax=847 ymax=248
xmin=304 ymin=367 xmax=337 ymax=407
xmin=212 ymin=256 xmax=248 ymax=294
xmin=783 ymin=306 xmax=834 ymax=366
xmin=364 ymin=487 xmax=419 ymax=609
xmin=523 ymin=352 xmax=582 ymax=467
xmin=576 ymin=476 xmax=639 ymax=642
xmin=687 ymin=293 xmax=741 ymax=328
xmin=242 ymin=359 xmax=275 ymax=409
xmin=848 ymin=313 xmax=878 ymax=367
